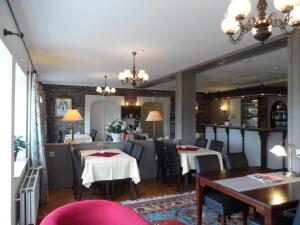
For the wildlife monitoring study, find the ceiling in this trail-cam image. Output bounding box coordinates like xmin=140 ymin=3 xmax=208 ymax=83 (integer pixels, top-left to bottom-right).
xmin=14 ymin=0 xmax=287 ymax=91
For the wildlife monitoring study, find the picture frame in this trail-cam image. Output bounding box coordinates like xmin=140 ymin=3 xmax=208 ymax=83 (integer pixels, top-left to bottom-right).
xmin=55 ymin=98 xmax=72 ymax=117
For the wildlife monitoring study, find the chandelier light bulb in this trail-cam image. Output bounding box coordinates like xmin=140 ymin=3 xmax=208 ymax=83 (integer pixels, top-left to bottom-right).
xmin=228 ymin=0 xmax=251 ymax=19
xmin=274 ymin=0 xmax=294 ymax=12
xmin=105 ymin=86 xmax=110 ymax=92
xmin=138 ymin=70 xmax=147 ymax=79
xmin=111 ymin=87 xmax=116 ymax=93
xmin=124 ymin=69 xmax=133 ymax=79
xmin=118 ymin=72 xmax=126 ymax=81
xmin=96 ymin=87 xmax=102 ymax=93
xmin=293 ymin=0 xmax=300 ymax=5
xmin=143 ymin=73 xmax=149 ymax=81
xmin=221 ymin=16 xmax=240 ymax=34
xmin=289 ymin=5 xmax=300 ymax=26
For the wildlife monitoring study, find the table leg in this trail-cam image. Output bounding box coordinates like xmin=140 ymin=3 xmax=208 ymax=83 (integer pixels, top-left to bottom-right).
xmin=184 ymin=173 xmax=189 ymax=191
xmin=264 ymin=208 xmax=280 ymax=225
xmin=196 ymin=178 xmax=204 ymax=225
xmin=129 ymin=180 xmax=137 ymax=200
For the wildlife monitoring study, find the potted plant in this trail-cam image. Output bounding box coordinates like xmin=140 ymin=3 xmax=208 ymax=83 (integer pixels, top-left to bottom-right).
xmin=105 ymin=119 xmax=129 ymax=141
xmin=14 ymin=136 xmax=27 ymax=161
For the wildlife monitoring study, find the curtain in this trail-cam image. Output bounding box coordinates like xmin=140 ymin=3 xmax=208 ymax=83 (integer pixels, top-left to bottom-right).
xmin=29 ymin=72 xmax=49 ymax=204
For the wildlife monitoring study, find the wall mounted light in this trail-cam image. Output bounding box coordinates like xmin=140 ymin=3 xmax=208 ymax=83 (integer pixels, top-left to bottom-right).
xmin=221 ymin=104 xmax=228 ymax=113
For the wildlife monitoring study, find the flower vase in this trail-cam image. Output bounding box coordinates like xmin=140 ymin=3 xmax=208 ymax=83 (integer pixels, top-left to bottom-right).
xmin=111 ymin=133 xmax=122 ymax=142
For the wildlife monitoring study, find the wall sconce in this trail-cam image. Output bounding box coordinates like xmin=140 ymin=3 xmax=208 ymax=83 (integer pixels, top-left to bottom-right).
xmin=220 ymin=104 xmax=227 ymax=113
xmin=125 ymin=102 xmax=129 ymax=106
xmin=136 ymin=102 xmax=139 ymax=106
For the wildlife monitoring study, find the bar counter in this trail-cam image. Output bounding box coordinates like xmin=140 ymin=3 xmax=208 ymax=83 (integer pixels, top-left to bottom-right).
xmin=201 ymin=124 xmax=287 ymax=169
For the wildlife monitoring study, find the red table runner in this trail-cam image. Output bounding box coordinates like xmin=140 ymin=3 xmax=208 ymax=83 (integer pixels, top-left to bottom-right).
xmin=177 ymin=147 xmax=200 ymax=151
xmin=89 ymin=152 xmax=120 ymax=157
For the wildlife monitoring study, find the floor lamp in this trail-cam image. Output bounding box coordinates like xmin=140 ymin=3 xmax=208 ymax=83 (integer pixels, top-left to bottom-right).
xmin=146 ymin=111 xmax=163 ymax=139
xmin=62 ymin=109 xmax=83 ymax=143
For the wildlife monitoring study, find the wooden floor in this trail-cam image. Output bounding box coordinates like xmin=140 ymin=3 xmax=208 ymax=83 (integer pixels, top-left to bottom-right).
xmin=38 ymin=178 xmax=195 ymax=219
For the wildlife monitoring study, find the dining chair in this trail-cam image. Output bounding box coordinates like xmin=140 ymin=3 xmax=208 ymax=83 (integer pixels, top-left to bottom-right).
xmin=89 ymin=129 xmax=97 ymax=142
xmin=105 ymin=134 xmax=113 ymax=141
xmin=165 ymin=142 xmax=182 ymax=192
xmin=153 ymin=140 xmax=169 ymax=182
xmin=194 ymin=155 xmax=248 ymax=225
xmin=40 ymin=200 xmax=149 ymax=225
xmin=58 ymin=129 xmax=64 ymax=143
xmin=130 ymin=143 xmax=144 ymax=166
xmin=195 ymin=137 xmax=208 ymax=148
xmin=223 ymin=152 xmax=249 ymax=170
xmin=208 ymin=140 xmax=224 ymax=152
xmin=123 ymin=141 xmax=134 ymax=155
xmin=69 ymin=146 xmax=93 ymax=200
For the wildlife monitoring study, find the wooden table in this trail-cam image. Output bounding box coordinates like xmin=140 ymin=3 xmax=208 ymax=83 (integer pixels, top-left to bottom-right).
xmin=194 ymin=167 xmax=300 ymax=225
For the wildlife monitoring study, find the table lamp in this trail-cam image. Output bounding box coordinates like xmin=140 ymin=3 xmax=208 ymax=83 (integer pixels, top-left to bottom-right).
xmin=62 ymin=109 xmax=83 ymax=142
xmin=146 ymin=111 xmax=163 ymax=138
xmin=270 ymin=140 xmax=296 ymax=177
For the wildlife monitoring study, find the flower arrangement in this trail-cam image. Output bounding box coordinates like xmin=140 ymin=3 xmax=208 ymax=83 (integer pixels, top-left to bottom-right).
xmin=105 ymin=119 xmax=129 ymax=134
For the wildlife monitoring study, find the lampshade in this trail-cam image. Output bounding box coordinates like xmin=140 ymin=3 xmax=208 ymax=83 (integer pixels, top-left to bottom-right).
xmin=221 ymin=16 xmax=239 ymax=34
xmin=289 ymin=5 xmax=300 ymax=26
xmin=270 ymin=144 xmax=287 ymax=157
xmin=228 ymin=0 xmax=251 ymax=18
xmin=146 ymin=111 xmax=163 ymax=122
xmin=62 ymin=109 xmax=83 ymax=122
xmin=274 ymin=0 xmax=294 ymax=12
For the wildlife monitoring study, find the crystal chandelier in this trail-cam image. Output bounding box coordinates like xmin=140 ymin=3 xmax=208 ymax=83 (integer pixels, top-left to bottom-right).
xmin=96 ymin=75 xmax=116 ymax=96
xmin=118 ymin=51 xmax=149 ymax=87
xmin=221 ymin=0 xmax=300 ymax=43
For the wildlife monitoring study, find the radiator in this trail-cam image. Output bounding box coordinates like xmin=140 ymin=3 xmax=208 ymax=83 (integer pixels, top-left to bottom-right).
xmin=19 ymin=167 xmax=40 ymax=225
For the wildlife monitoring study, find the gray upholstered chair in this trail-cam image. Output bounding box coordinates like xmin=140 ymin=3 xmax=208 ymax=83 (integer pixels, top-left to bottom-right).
xmin=223 ymin=152 xmax=249 ymax=170
xmin=195 ymin=137 xmax=208 ymax=148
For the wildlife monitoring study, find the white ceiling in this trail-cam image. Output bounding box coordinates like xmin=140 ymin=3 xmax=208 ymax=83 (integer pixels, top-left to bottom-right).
xmin=14 ymin=0 xmax=287 ymax=90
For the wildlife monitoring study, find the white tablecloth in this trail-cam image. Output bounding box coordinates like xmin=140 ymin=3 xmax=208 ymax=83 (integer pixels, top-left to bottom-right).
xmin=178 ymin=146 xmax=224 ymax=175
xmin=64 ymin=134 xmax=92 ymax=144
xmin=80 ymin=149 xmax=141 ymax=188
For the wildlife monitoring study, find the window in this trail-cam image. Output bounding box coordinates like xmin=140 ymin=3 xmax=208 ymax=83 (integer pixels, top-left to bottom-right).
xmin=14 ymin=63 xmax=28 ymax=159
xmin=0 ymin=39 xmax=13 ymax=225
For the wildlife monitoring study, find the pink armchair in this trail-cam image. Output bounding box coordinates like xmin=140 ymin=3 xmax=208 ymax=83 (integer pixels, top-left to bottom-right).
xmin=40 ymin=200 xmax=149 ymax=225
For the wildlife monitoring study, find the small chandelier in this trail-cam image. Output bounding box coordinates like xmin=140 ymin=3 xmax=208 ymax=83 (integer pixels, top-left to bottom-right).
xmin=221 ymin=0 xmax=300 ymax=44
xmin=118 ymin=51 xmax=149 ymax=87
xmin=96 ymin=75 xmax=116 ymax=96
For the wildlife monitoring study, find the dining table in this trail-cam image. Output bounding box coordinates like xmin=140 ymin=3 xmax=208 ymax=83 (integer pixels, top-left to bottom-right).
xmin=176 ymin=145 xmax=224 ymax=190
xmin=194 ymin=167 xmax=300 ymax=225
xmin=80 ymin=149 xmax=141 ymax=199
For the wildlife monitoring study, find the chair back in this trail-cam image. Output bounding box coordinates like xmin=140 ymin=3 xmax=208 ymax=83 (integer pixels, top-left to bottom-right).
xmin=224 ymin=152 xmax=249 ymax=170
xmin=123 ymin=141 xmax=134 ymax=155
xmin=58 ymin=129 xmax=64 ymax=143
xmin=90 ymin=129 xmax=97 ymax=142
xmin=154 ymin=140 xmax=168 ymax=164
xmin=195 ymin=138 xmax=208 ymax=148
xmin=209 ymin=140 xmax=224 ymax=152
xmin=130 ymin=143 xmax=144 ymax=166
xmin=69 ymin=146 xmax=82 ymax=184
xmin=165 ymin=142 xmax=181 ymax=175
xmin=194 ymin=155 xmax=221 ymax=173
xmin=105 ymin=134 xmax=113 ymax=141
xmin=293 ymin=201 xmax=300 ymax=225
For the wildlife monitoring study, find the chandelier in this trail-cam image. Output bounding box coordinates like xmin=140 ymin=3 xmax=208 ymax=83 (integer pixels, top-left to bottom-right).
xmin=221 ymin=0 xmax=300 ymax=43
xmin=118 ymin=51 xmax=149 ymax=87
xmin=96 ymin=76 xmax=116 ymax=96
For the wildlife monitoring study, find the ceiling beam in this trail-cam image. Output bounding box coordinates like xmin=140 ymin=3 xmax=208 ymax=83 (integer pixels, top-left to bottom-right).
xmin=138 ymin=34 xmax=287 ymax=89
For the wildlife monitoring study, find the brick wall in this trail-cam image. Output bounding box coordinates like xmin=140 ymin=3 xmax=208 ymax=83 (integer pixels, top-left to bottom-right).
xmin=43 ymin=84 xmax=175 ymax=142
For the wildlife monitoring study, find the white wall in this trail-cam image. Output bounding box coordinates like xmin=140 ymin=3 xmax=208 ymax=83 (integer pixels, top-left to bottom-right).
xmin=137 ymin=96 xmax=170 ymax=137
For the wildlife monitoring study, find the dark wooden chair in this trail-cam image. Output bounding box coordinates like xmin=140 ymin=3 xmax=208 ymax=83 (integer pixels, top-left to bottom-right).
xmin=89 ymin=129 xmax=97 ymax=142
xmin=130 ymin=143 xmax=144 ymax=166
xmin=123 ymin=141 xmax=134 ymax=155
xmin=153 ymin=140 xmax=169 ymax=182
xmin=58 ymin=129 xmax=64 ymax=143
xmin=165 ymin=142 xmax=182 ymax=192
xmin=195 ymin=137 xmax=208 ymax=148
xmin=194 ymin=155 xmax=248 ymax=225
xmin=248 ymin=199 xmax=300 ymax=225
xmin=223 ymin=152 xmax=249 ymax=170
xmin=69 ymin=145 xmax=93 ymax=200
xmin=208 ymin=140 xmax=224 ymax=152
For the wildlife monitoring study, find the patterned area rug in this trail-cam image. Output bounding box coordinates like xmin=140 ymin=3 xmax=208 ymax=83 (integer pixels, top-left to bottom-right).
xmin=123 ymin=192 xmax=245 ymax=225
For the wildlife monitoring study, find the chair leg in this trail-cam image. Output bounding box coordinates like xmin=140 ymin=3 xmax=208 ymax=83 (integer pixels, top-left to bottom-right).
xmin=220 ymin=215 xmax=226 ymax=225
xmin=242 ymin=210 xmax=248 ymax=225
xmin=105 ymin=182 xmax=111 ymax=200
xmin=156 ymin=164 xmax=161 ymax=180
xmin=88 ymin=184 xmax=93 ymax=200
xmin=176 ymin=175 xmax=181 ymax=192
xmin=135 ymin=183 xmax=139 ymax=197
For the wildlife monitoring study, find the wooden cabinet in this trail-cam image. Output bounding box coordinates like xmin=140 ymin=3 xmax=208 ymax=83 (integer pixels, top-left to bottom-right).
xmin=241 ymin=97 xmax=267 ymax=128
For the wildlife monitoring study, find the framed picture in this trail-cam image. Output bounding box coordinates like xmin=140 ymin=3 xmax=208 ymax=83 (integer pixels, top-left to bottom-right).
xmin=55 ymin=98 xmax=72 ymax=117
